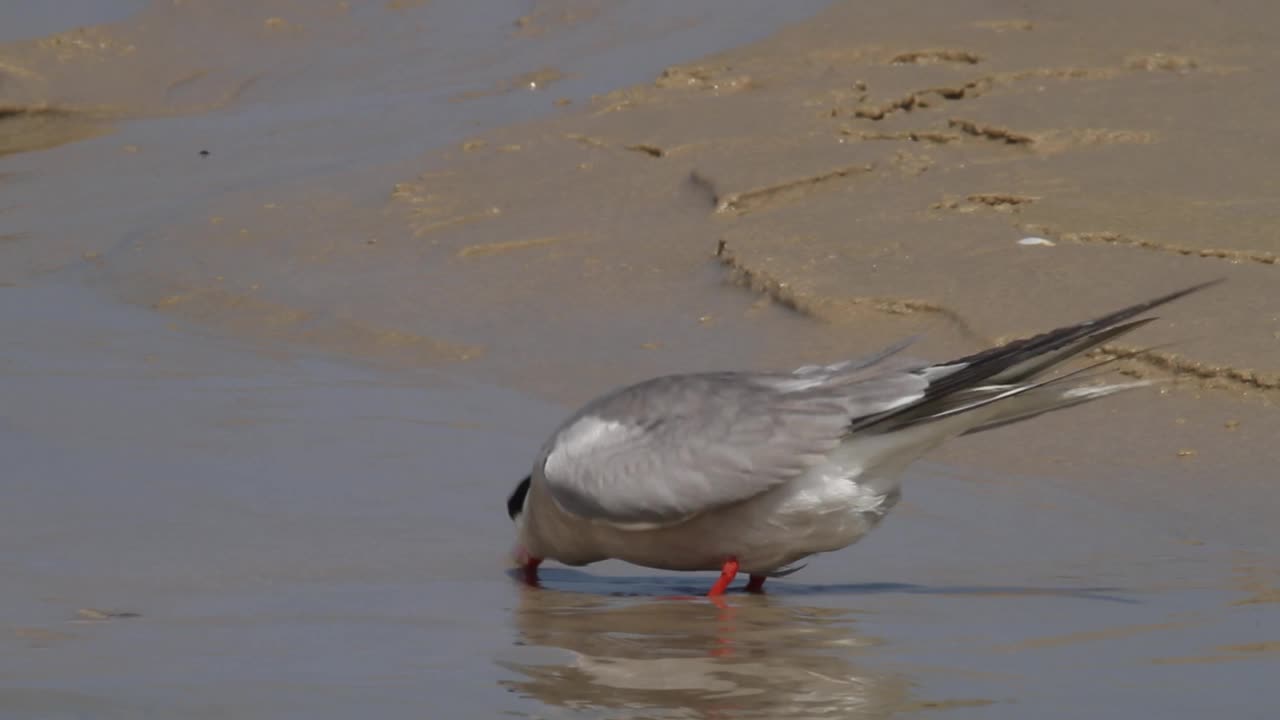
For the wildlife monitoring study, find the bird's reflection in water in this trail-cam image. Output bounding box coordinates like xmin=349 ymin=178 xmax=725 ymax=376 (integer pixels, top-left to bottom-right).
xmin=500 ymin=584 xmax=910 ymax=719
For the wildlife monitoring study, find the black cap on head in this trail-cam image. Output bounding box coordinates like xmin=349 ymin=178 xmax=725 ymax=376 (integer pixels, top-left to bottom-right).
xmin=507 ymin=475 xmax=532 ymax=520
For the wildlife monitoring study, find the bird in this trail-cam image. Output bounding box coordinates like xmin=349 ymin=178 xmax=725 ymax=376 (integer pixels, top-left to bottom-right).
xmin=506 ymin=280 xmax=1218 ymax=596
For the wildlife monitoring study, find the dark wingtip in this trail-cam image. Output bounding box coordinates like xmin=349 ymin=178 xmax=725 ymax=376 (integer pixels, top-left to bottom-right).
xmin=1128 ymin=277 xmax=1224 ymax=313
xmin=911 ymin=280 xmax=1216 ymax=402
xmin=848 ymin=279 xmax=1222 ymax=433
xmin=1074 ymin=278 xmax=1221 ymax=329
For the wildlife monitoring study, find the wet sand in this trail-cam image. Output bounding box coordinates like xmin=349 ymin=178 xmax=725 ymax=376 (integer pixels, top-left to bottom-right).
xmin=2 ymin=1 xmax=1277 ymax=717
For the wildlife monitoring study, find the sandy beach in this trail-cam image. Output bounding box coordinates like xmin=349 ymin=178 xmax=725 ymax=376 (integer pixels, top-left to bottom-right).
xmin=2 ymin=1 xmax=1276 ymax=717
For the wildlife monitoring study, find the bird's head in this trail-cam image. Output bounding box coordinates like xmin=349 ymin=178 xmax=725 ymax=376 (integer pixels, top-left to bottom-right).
xmin=507 ymin=474 xmax=533 ymax=565
xmin=506 ymin=474 xmax=531 ymax=525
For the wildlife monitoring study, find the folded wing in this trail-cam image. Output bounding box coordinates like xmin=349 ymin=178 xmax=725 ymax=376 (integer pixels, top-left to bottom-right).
xmin=538 ymin=356 xmax=927 ymax=527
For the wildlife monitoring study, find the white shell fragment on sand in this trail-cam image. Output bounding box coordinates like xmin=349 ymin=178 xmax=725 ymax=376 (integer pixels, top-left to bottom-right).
xmin=1017 ymin=236 xmax=1056 ymax=246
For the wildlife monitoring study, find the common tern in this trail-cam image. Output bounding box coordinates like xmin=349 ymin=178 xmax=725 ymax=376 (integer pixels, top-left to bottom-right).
xmin=507 ymin=281 xmax=1217 ymax=596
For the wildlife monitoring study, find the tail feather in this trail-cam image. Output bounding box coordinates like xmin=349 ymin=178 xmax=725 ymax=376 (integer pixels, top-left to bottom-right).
xmin=961 ymin=380 xmax=1154 ymax=436
xmin=983 ymin=317 xmax=1155 ymax=385
xmin=892 ymin=352 xmax=1140 ymax=430
xmin=851 ymin=280 xmax=1219 ymax=435
xmin=928 ymin=279 xmax=1219 ymax=398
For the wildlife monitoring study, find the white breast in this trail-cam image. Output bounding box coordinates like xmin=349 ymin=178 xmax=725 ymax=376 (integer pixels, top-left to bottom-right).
xmin=753 ymin=461 xmax=901 ymax=557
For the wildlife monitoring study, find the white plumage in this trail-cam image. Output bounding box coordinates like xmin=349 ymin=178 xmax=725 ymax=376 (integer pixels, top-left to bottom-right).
xmin=506 ymin=281 xmax=1218 ymax=595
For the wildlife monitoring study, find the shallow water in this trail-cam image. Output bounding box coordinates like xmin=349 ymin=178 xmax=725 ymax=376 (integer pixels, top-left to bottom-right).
xmin=3 ymin=283 xmax=1265 ymax=715
xmin=2 ymin=2 xmax=1276 ymax=718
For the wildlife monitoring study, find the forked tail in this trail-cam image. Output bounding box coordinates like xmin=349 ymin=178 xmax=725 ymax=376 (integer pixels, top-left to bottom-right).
xmin=854 ymin=280 xmax=1221 ymax=436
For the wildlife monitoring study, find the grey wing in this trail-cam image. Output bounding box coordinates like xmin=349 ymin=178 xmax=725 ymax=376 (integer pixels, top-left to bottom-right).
xmin=538 ymin=348 xmax=927 ymax=527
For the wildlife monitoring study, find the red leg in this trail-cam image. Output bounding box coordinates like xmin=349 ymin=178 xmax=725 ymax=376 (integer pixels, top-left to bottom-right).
xmin=522 ymin=557 xmax=543 ymax=586
xmin=745 ymin=575 xmax=766 ymax=593
xmin=708 ymin=557 xmax=739 ymax=596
